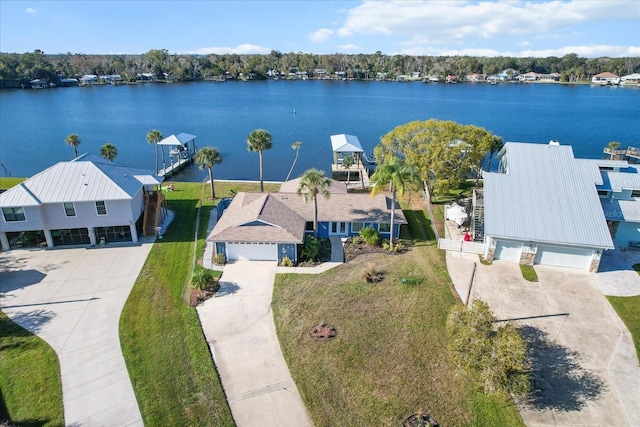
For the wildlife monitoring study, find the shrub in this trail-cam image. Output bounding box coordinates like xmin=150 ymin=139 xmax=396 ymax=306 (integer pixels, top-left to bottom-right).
xmin=300 ymin=235 xmax=320 ymax=261
xmin=280 ymin=256 xmax=294 ymax=267
xmin=382 ymin=239 xmax=404 ymax=252
xmin=446 ymin=300 xmax=530 ymax=396
xmin=213 ymin=253 xmax=226 ymax=265
xmin=190 ymin=268 xmax=217 ymax=290
xmin=359 ymin=226 xmax=381 ymax=246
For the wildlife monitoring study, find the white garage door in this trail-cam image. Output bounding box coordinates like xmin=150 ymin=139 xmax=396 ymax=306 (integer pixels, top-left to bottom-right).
xmin=494 ymin=241 xmax=523 ymax=262
xmin=226 ymin=242 xmax=278 ymax=261
xmin=535 ymin=245 xmax=593 ymax=270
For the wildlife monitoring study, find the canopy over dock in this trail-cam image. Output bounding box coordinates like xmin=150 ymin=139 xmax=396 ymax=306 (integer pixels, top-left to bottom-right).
xmin=330 ymin=134 xmax=363 ymax=165
xmin=157 ymin=132 xmax=198 ymax=177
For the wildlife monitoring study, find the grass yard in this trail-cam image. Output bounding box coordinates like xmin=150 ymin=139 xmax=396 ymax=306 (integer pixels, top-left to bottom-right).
xmin=272 ymin=196 xmax=523 ymax=426
xmin=1 ymin=175 xmax=64 ymax=426
xmin=119 ymin=181 xmax=278 ymax=426
xmin=0 ymin=311 xmax=64 ymax=426
xmin=607 ymin=295 xmax=640 ymax=358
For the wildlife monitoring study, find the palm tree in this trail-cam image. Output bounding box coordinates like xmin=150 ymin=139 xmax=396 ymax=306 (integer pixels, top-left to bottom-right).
xmin=195 ymin=146 xmax=223 ymax=199
xmin=146 ymin=129 xmax=163 ymax=175
xmin=370 ymin=156 xmax=420 ymax=251
xmin=342 ymin=155 xmax=354 ymax=184
xmin=247 ymin=129 xmax=273 ymax=192
xmin=285 ymin=141 xmax=302 ymax=182
xmin=607 ymin=141 xmax=621 ymax=159
xmin=100 ymin=143 xmax=118 ymax=162
xmin=64 ymin=134 xmax=81 ymax=159
xmin=297 ymin=168 xmax=331 ymax=237
xmin=486 ymin=135 xmax=504 ymax=172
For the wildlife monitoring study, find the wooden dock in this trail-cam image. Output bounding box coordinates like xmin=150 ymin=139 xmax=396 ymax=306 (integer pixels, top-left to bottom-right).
xmin=158 ymin=154 xmax=194 ymax=178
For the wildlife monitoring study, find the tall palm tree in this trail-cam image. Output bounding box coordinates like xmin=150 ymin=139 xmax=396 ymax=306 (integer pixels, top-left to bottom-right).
xmin=247 ymin=129 xmax=273 ymax=192
xmin=100 ymin=143 xmax=118 ymax=162
xmin=146 ymin=129 xmax=163 ymax=175
xmin=342 ymin=155 xmax=354 ymax=184
xmin=371 ymin=156 xmax=420 ymax=250
xmin=285 ymin=141 xmax=302 ymax=182
xmin=297 ymin=168 xmax=331 ymax=237
xmin=486 ymin=135 xmax=504 ymax=172
xmin=195 ymin=146 xmax=223 ymax=199
xmin=64 ymin=134 xmax=81 ymax=159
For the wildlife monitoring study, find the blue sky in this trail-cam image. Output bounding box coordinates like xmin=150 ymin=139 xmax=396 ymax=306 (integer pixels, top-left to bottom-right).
xmin=1 ymin=1 xmax=639 ymax=57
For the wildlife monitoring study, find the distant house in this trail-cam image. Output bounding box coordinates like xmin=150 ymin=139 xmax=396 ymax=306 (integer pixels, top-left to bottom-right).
xmin=466 ymin=73 xmax=487 ymax=82
xmin=481 ymin=141 xmax=614 ymax=271
xmin=81 ymin=74 xmax=98 ymax=84
xmin=208 ymin=183 xmax=405 ymax=262
xmin=313 ymin=69 xmax=327 ymax=78
xmin=621 ymin=73 xmax=640 ymax=86
xmin=592 ymin=72 xmax=620 ymax=85
xmin=0 ymin=154 xmax=162 ymax=251
xmin=519 ymin=72 xmax=538 ymax=82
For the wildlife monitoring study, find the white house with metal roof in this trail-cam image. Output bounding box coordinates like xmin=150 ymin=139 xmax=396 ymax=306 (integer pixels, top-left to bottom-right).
xmin=482 ymin=141 xmax=614 ymax=271
xmin=0 ymin=154 xmax=161 ymax=251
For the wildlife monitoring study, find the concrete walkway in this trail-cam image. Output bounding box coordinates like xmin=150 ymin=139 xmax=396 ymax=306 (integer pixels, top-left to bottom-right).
xmin=0 ymin=243 xmax=153 ymax=426
xmin=446 ymin=251 xmax=640 ymax=427
xmin=197 ymin=261 xmax=312 ymax=427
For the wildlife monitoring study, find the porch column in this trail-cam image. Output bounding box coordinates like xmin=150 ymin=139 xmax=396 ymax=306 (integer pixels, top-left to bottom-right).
xmin=88 ymin=227 xmax=97 ymax=246
xmin=43 ymin=229 xmax=54 ymax=249
xmin=130 ymin=223 xmax=139 ymax=243
xmin=0 ymin=232 xmax=10 ymax=251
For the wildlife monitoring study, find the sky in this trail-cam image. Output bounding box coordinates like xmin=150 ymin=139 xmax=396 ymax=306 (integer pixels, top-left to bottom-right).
xmin=1 ymin=0 xmax=639 ymax=58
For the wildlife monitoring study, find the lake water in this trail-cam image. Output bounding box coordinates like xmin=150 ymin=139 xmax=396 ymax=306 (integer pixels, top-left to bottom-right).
xmin=0 ymin=80 xmax=638 ymax=181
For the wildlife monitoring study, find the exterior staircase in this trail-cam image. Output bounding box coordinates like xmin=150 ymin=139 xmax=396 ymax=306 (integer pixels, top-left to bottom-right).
xmin=472 ymin=189 xmax=484 ymax=242
xmin=142 ymin=191 xmax=162 ymax=236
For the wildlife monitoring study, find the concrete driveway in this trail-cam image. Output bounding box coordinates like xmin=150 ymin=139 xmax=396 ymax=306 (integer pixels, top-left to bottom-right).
xmin=447 ymin=251 xmax=640 ymax=426
xmin=0 ymin=245 xmax=152 ymax=426
xmin=197 ymin=261 xmax=312 ymax=427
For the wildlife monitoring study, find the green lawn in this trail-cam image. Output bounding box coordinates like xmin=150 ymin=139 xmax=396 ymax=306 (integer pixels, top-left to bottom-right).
xmin=272 ymin=198 xmax=523 ymax=426
xmin=607 ymin=295 xmax=640 ymax=358
xmin=0 ymin=311 xmax=64 ymax=426
xmin=119 ymin=181 xmax=278 ymax=426
xmin=1 ymin=177 xmax=64 ymax=426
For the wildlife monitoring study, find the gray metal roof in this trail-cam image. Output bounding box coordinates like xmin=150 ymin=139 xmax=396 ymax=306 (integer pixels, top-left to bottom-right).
xmin=0 ymin=154 xmax=159 ymax=207
xmin=601 ymin=198 xmax=640 ymax=222
xmin=598 ymin=165 xmax=640 ymax=191
xmin=330 ymin=134 xmax=363 ymax=153
xmin=158 ymin=133 xmax=197 ymax=146
xmin=484 ymin=142 xmax=613 ymax=249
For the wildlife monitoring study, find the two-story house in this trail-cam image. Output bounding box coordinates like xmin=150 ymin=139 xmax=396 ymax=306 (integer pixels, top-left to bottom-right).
xmin=0 ymin=154 xmax=161 ymax=251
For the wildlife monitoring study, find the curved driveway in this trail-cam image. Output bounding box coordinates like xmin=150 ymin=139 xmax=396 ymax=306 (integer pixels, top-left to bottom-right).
xmin=0 ymin=245 xmax=152 ymax=426
xmin=197 ymin=261 xmax=312 ymax=427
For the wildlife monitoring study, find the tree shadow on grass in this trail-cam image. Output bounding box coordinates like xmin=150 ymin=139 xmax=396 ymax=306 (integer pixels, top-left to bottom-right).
xmin=0 ymin=309 xmax=55 ymax=339
xmin=402 ymin=210 xmax=437 ymax=246
xmin=520 ymin=325 xmax=605 ymax=412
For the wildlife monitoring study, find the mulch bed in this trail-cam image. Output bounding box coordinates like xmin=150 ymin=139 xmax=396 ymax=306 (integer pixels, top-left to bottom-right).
xmin=189 ymin=281 xmax=220 ymax=306
xmin=309 ymin=324 xmax=337 ymax=342
xmin=343 ymin=238 xmax=388 ymax=262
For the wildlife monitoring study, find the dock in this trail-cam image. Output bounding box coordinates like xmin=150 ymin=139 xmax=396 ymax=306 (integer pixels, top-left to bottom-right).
xmin=331 ymin=161 xmax=371 ymax=189
xmin=158 ymin=154 xmax=194 ymax=178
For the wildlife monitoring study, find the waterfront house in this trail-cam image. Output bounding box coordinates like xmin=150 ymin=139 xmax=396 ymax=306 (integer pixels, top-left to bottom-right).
xmin=592 ymin=72 xmax=620 ymax=85
xmin=621 ymin=73 xmax=640 ymax=86
xmin=480 ymin=141 xmax=614 ymax=272
xmin=0 ymin=154 xmax=163 ymax=251
xmin=208 ymin=183 xmax=405 ymax=262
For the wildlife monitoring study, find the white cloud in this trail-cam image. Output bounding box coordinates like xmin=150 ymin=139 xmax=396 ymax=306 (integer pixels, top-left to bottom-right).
xmin=336 ymin=0 xmax=638 ymax=56
xmin=187 ymin=43 xmax=270 ymax=55
xmin=337 ymin=44 xmax=359 ymax=51
xmin=519 ymin=45 xmax=640 ymax=58
xmin=309 ymin=28 xmax=334 ymax=43
xmin=26 ymin=7 xmax=38 ymax=14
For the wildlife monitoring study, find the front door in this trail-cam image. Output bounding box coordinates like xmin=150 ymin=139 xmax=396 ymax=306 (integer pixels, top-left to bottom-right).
xmin=330 ymin=222 xmax=347 ymax=235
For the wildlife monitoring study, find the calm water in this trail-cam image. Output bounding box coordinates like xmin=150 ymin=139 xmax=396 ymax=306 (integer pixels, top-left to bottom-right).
xmin=0 ymin=80 xmax=638 ymax=181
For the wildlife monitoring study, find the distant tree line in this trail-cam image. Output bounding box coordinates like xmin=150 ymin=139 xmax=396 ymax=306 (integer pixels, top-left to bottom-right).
xmin=1 ymin=48 xmax=639 ymax=87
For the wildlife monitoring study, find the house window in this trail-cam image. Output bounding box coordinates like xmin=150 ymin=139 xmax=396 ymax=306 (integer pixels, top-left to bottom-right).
xmin=95 ymin=201 xmax=107 ymax=215
xmin=597 ymin=190 xmax=609 ymax=197
xmin=632 ymin=190 xmax=640 ymax=198
xmin=63 ymin=202 xmax=76 ymax=217
xmin=379 ymin=223 xmax=391 ymax=232
xmin=351 ymin=222 xmax=364 ymax=232
xmin=2 ymin=207 xmax=25 ymax=222
xmin=305 ymin=221 xmax=314 ymax=231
